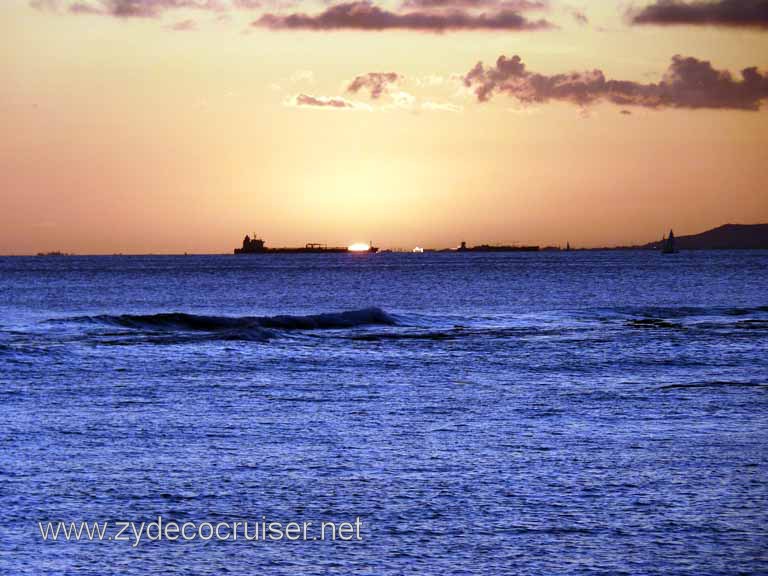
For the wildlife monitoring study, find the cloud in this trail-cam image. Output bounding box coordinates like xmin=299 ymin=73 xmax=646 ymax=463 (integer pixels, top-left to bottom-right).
xmin=400 ymin=0 xmax=548 ymax=10
xmin=288 ymin=93 xmax=371 ymax=110
xmin=31 ymin=0 xmax=267 ymax=17
xmin=69 ymin=1 xmax=103 ymax=13
xmin=254 ymin=1 xmax=554 ymax=32
xmin=414 ymin=74 xmax=447 ymax=86
xmin=285 ymin=85 xmax=462 ymax=113
xmin=385 ymin=91 xmax=465 ymax=112
xmin=388 ymin=90 xmax=417 ymax=107
xmin=341 ymin=72 xmax=463 ymax=110
xmin=346 ymin=72 xmax=401 ymax=98
xmin=33 ymin=0 xmax=555 ymax=30
xmin=463 ymin=54 xmax=768 ymax=110
xmin=168 ymin=17 xmax=197 ymax=29
xmin=422 ymin=100 xmax=463 ymax=111
xmin=629 ymin=0 xmax=768 ymax=28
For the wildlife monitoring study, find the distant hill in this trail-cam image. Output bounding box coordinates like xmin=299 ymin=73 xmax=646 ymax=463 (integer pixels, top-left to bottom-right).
xmin=644 ymin=224 xmax=768 ymax=250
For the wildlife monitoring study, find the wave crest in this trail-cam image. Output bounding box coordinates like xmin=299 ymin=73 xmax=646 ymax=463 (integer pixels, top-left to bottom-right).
xmin=92 ymin=307 xmax=397 ymax=333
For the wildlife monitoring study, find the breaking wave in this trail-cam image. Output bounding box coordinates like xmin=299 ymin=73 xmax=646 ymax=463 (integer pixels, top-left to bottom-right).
xmin=41 ymin=303 xmax=768 ymax=346
xmin=84 ymin=307 xmax=398 ymax=333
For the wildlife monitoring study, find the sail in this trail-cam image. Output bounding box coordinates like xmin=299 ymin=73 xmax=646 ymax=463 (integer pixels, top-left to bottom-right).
xmin=661 ymin=229 xmax=676 ymax=254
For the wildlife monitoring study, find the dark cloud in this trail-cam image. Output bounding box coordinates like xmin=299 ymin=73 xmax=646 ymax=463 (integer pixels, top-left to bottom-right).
xmin=33 ymin=0 xmax=553 ymax=29
xmin=630 ymin=0 xmax=768 ymax=28
xmin=463 ymin=54 xmax=768 ymax=110
xmin=69 ymin=1 xmax=103 ymax=13
xmin=400 ymin=0 xmax=547 ymax=10
xmin=31 ymin=0 xmax=266 ymax=17
xmin=347 ymin=72 xmax=401 ymax=98
xmin=292 ymin=94 xmax=359 ymax=109
xmin=101 ymin=1 xmax=228 ymax=17
xmin=254 ymin=1 xmax=554 ymax=32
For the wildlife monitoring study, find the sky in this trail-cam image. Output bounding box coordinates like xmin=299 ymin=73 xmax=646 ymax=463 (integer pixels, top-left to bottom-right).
xmin=1 ymin=0 xmax=767 ymax=253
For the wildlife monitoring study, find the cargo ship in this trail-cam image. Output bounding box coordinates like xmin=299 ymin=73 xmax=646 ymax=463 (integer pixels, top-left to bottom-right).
xmin=456 ymin=241 xmax=539 ymax=252
xmin=234 ymin=235 xmax=379 ymax=254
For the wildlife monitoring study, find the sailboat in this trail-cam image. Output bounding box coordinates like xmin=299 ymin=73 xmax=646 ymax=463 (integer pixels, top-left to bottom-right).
xmin=661 ymin=229 xmax=677 ymax=254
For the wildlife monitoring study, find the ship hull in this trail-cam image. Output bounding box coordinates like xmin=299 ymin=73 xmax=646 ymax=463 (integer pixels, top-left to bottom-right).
xmin=458 ymin=246 xmax=540 ymax=253
xmin=235 ymin=247 xmax=378 ymax=254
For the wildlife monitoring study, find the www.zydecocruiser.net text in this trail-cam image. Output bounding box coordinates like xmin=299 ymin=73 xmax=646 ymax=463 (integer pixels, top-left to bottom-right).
xmin=38 ymin=516 xmax=364 ymax=547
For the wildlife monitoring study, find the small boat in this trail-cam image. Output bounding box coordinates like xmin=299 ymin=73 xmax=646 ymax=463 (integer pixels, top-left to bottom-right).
xmin=661 ymin=229 xmax=677 ymax=254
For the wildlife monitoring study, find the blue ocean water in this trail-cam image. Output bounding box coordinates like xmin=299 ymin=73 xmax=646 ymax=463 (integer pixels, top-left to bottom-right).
xmin=1 ymin=251 xmax=767 ymax=575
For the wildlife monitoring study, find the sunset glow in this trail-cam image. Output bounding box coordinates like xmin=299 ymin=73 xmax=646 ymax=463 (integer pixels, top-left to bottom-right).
xmin=1 ymin=1 xmax=767 ymax=254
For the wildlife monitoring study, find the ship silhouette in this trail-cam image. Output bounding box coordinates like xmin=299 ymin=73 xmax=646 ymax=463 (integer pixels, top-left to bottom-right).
xmin=235 ymin=235 xmax=378 ymax=254
xmin=456 ymin=240 xmax=539 ymax=252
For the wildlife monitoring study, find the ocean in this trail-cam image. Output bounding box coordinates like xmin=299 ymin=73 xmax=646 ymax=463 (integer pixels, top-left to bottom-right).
xmin=2 ymin=251 xmax=767 ymax=575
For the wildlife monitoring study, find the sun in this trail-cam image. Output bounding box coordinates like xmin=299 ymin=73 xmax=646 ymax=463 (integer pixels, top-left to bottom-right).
xmin=347 ymin=243 xmax=371 ymax=252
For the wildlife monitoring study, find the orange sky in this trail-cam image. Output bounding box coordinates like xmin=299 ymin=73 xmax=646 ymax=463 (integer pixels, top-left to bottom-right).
xmin=1 ymin=1 xmax=767 ymax=253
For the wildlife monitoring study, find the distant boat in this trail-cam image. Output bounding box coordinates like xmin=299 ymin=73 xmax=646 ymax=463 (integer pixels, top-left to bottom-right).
xmin=457 ymin=240 xmax=539 ymax=252
xmin=642 ymin=223 xmax=768 ymax=251
xmin=661 ymin=230 xmax=677 ymax=254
